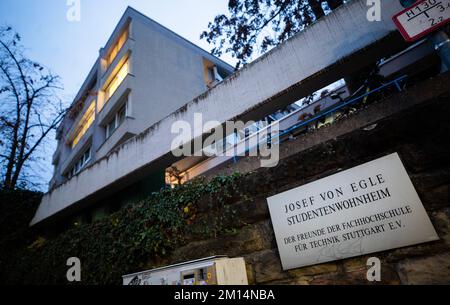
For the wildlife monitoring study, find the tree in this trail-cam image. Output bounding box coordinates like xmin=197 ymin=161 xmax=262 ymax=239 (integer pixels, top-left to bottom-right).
xmin=0 ymin=27 xmax=66 ymax=190
xmin=201 ymin=0 xmax=345 ymax=69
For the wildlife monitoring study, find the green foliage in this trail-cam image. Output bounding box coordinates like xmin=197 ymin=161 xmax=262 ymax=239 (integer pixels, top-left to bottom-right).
xmin=0 ymin=189 xmax=42 ymax=240
xmin=0 ymin=189 xmax=42 ymax=284
xmin=201 ymin=0 xmax=344 ymax=68
xmin=0 ymin=173 xmax=245 ymax=285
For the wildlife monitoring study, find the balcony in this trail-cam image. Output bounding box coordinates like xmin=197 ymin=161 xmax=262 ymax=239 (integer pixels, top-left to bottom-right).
xmin=96 ymin=116 xmax=139 ymax=158
xmin=169 ymin=84 xmax=351 ymax=183
xmin=61 ymin=128 xmax=94 ymax=177
xmin=65 ymin=96 xmax=96 ymax=144
xmin=102 ymin=37 xmax=134 ymax=81
xmin=97 ymin=75 xmax=133 ymax=126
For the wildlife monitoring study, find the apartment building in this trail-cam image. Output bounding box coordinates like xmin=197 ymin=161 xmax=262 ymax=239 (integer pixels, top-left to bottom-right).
xmin=45 ymin=7 xmax=234 ymax=226
xmin=51 ymin=7 xmax=233 ymax=194
xmin=33 ymin=1 xmax=441 ymax=229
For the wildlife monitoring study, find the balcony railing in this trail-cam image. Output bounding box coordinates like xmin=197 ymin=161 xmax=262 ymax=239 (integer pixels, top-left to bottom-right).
xmin=176 ymin=75 xmax=408 ymax=182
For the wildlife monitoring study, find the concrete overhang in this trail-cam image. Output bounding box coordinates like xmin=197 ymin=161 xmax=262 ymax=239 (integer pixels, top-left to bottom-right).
xmin=31 ymin=0 xmax=409 ymax=227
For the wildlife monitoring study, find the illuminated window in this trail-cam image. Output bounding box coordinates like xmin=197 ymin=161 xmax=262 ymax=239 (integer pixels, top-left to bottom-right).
xmin=105 ymin=59 xmax=129 ymax=101
xmin=107 ymin=29 xmax=128 ymax=68
xmin=165 ymin=168 xmax=185 ymax=188
xmin=203 ymin=59 xmax=228 ymax=89
xmin=70 ymin=101 xmax=95 ymax=148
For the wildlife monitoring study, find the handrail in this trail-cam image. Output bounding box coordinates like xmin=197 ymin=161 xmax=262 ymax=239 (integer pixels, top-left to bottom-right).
xmin=177 ymin=75 xmax=408 ymax=177
xmin=273 ymin=75 xmax=408 ymax=144
xmin=239 ymin=75 xmax=408 ymax=158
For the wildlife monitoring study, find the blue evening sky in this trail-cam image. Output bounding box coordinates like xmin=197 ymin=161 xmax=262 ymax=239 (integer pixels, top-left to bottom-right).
xmin=0 ymin=0 xmax=236 ymax=190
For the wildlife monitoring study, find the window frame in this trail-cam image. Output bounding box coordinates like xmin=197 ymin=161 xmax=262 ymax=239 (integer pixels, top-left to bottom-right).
xmin=105 ymin=101 xmax=128 ymax=139
xmin=68 ymin=146 xmax=92 ymax=179
xmin=70 ymin=101 xmax=96 ymax=149
xmin=106 ymin=26 xmax=129 ymax=69
xmin=104 ymin=57 xmax=130 ymax=102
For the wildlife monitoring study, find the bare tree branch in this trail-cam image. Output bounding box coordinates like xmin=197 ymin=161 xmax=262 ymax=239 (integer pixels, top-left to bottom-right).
xmin=201 ymin=0 xmax=345 ymax=68
xmin=0 ymin=26 xmax=66 ymax=190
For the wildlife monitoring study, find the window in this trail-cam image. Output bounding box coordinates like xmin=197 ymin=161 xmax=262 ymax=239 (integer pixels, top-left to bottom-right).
xmin=70 ymin=101 xmax=96 ymax=148
xmin=203 ymin=59 xmax=226 ymax=88
xmin=105 ymin=58 xmax=129 ymax=101
xmin=106 ymin=103 xmax=127 ymax=138
xmin=107 ymin=28 xmax=129 ymax=68
xmin=117 ymin=104 xmax=126 ymax=125
xmin=106 ymin=119 xmax=116 ymax=139
xmin=68 ymin=146 xmax=91 ymax=178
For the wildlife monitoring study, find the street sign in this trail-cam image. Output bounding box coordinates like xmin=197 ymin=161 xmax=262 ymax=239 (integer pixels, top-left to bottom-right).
xmin=393 ymin=0 xmax=450 ymax=42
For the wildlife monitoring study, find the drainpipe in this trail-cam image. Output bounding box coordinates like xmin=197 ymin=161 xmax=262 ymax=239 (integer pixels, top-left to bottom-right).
xmin=431 ymin=31 xmax=450 ymax=73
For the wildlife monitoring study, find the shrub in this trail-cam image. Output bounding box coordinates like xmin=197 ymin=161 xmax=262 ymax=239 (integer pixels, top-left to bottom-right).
xmin=0 ymin=173 xmax=244 ymax=285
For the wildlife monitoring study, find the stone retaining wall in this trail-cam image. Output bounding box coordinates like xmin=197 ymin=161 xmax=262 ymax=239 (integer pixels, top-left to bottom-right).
xmin=152 ymin=73 xmax=450 ymax=285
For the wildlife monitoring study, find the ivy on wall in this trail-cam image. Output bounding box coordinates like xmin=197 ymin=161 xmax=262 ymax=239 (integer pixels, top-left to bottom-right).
xmin=0 ymin=173 xmax=245 ymax=285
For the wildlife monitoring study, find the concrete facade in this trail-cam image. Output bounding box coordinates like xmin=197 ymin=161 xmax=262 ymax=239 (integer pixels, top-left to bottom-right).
xmin=32 ymin=0 xmax=408 ymax=227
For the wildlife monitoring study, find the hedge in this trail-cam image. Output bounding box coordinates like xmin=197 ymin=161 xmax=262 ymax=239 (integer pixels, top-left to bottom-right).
xmin=0 ymin=173 xmax=244 ymax=285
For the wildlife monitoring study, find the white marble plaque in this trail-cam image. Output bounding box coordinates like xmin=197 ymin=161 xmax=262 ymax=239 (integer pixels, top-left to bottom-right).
xmin=267 ymin=153 xmax=439 ymax=270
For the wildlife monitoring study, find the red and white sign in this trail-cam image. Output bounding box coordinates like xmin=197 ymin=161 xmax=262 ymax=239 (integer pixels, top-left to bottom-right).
xmin=393 ymin=0 xmax=450 ymax=42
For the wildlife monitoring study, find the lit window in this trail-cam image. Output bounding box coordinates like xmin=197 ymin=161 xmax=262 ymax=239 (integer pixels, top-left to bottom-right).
xmin=107 ymin=29 xmax=128 ymax=68
xmin=106 ymin=103 xmax=127 ymax=138
xmin=71 ymin=101 xmax=95 ymax=148
xmin=203 ymin=59 xmax=226 ymax=88
xmin=105 ymin=59 xmax=129 ymax=101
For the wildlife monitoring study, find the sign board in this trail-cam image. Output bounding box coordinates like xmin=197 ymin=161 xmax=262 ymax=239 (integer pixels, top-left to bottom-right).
xmin=393 ymin=0 xmax=450 ymax=42
xmin=267 ymin=153 xmax=439 ymax=270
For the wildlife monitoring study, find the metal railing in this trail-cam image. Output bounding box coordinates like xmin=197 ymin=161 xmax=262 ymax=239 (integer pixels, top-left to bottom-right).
xmin=177 ymin=75 xmax=408 ymax=179
xmin=236 ymin=74 xmax=408 ymax=161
